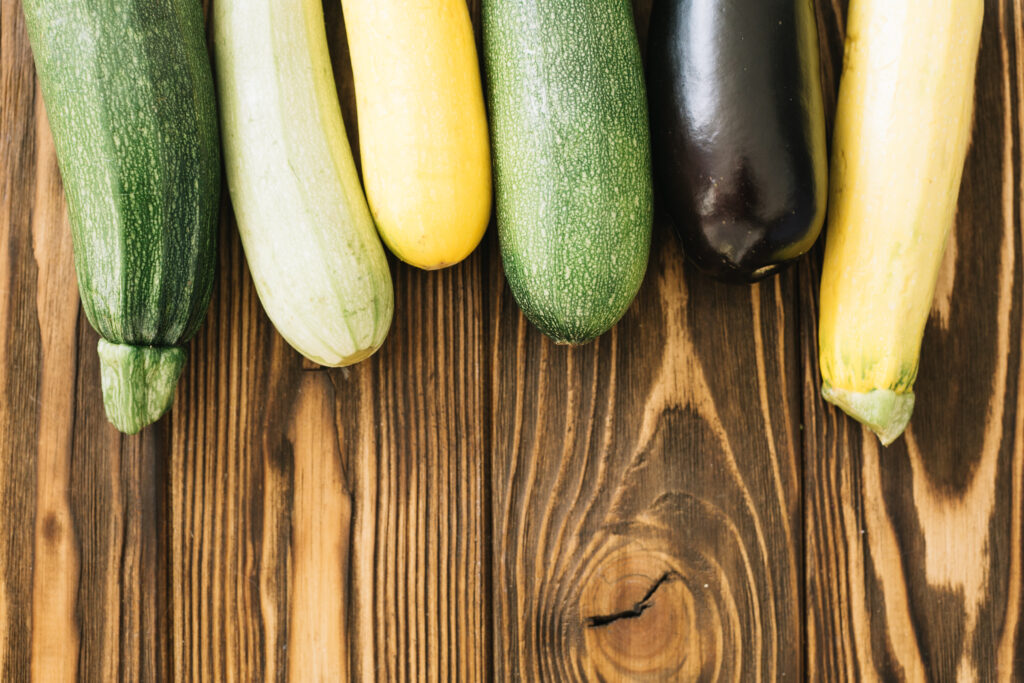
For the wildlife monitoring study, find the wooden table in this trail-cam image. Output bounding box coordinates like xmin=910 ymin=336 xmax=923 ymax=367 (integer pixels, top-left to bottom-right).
xmin=2 ymin=0 xmax=1022 ymax=680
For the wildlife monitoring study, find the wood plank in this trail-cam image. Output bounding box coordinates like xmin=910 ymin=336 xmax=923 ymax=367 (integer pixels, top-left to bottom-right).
xmin=486 ymin=215 xmax=804 ymax=681
xmin=1 ymin=3 xmax=172 ymax=681
xmin=165 ymin=218 xmax=490 ymax=681
xmin=66 ymin=319 xmax=171 ymax=682
xmin=486 ymin=4 xmax=804 ymax=678
xmin=330 ymin=5 xmax=491 ymax=679
xmin=27 ymin=94 xmax=80 ymax=683
xmin=0 ymin=2 xmax=46 ymax=677
xmin=163 ymin=3 xmax=491 ymax=680
xmin=347 ymin=258 xmax=489 ymax=683
xmin=163 ymin=205 xmax=278 ymax=681
xmin=803 ymin=0 xmax=1024 ymax=680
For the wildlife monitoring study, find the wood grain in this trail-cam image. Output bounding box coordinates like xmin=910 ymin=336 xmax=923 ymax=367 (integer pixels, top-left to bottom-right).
xmin=1 ymin=2 xmax=44 ymax=676
xmin=1 ymin=0 xmax=1023 ymax=680
xmin=27 ymin=97 xmax=80 ymax=683
xmin=487 ymin=246 xmax=805 ymax=681
xmin=803 ymin=0 xmax=1024 ymax=680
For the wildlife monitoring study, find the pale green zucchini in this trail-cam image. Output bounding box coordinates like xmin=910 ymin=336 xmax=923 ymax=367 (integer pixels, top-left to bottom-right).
xmin=213 ymin=0 xmax=393 ymax=366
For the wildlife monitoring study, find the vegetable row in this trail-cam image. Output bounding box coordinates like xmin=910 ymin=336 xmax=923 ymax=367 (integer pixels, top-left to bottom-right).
xmin=20 ymin=0 xmax=985 ymax=445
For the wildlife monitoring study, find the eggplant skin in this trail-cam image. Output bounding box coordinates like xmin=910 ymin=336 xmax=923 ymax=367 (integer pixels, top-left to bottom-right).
xmin=647 ymin=0 xmax=828 ymax=282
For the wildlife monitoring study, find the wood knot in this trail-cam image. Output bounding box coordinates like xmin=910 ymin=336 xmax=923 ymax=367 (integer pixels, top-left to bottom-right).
xmin=41 ymin=512 xmax=63 ymax=544
xmin=580 ymin=546 xmax=707 ymax=680
xmin=585 ymin=571 xmax=679 ymax=628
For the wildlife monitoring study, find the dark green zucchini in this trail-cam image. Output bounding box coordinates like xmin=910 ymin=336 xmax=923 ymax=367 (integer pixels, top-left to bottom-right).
xmin=647 ymin=0 xmax=827 ymax=282
xmin=483 ymin=0 xmax=653 ymax=344
xmin=22 ymin=0 xmax=220 ymax=433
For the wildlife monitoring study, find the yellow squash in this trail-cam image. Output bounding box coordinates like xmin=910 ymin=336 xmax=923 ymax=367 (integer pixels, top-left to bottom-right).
xmin=818 ymin=0 xmax=984 ymax=445
xmin=340 ymin=0 xmax=492 ymax=270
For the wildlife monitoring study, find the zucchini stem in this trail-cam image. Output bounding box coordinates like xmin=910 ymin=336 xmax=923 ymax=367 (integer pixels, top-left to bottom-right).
xmin=97 ymin=340 xmax=187 ymax=434
xmin=821 ymin=382 xmax=915 ymax=446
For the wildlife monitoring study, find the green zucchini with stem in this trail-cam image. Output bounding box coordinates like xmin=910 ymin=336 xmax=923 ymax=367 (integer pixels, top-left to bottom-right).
xmin=21 ymin=0 xmax=221 ymax=434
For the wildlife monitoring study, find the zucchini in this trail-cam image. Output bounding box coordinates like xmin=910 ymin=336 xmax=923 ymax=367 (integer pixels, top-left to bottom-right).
xmin=483 ymin=0 xmax=653 ymax=345
xmin=647 ymin=0 xmax=828 ymax=282
xmin=213 ymin=0 xmax=393 ymax=366
xmin=818 ymin=0 xmax=984 ymax=445
xmin=21 ymin=0 xmax=220 ymax=434
xmin=340 ymin=0 xmax=492 ymax=270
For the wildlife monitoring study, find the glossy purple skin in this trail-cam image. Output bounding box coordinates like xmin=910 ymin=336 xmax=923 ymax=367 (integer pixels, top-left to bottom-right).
xmin=647 ymin=0 xmax=828 ymax=282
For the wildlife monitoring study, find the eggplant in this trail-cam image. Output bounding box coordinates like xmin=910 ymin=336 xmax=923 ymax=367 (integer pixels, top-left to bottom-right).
xmin=647 ymin=0 xmax=828 ymax=282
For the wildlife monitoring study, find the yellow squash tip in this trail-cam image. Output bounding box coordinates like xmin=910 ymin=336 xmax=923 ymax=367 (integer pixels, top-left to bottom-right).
xmin=821 ymin=382 xmax=916 ymax=447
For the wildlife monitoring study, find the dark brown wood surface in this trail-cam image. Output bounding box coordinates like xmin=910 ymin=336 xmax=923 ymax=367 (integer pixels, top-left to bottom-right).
xmin=1 ymin=0 xmax=1022 ymax=680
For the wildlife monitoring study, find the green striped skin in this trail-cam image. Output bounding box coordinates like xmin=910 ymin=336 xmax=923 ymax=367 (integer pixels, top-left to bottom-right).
xmin=483 ymin=0 xmax=653 ymax=345
xmin=22 ymin=0 xmax=220 ymax=433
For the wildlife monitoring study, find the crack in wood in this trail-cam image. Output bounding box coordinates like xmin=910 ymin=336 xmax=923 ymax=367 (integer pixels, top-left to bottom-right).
xmin=584 ymin=571 xmax=680 ymax=628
